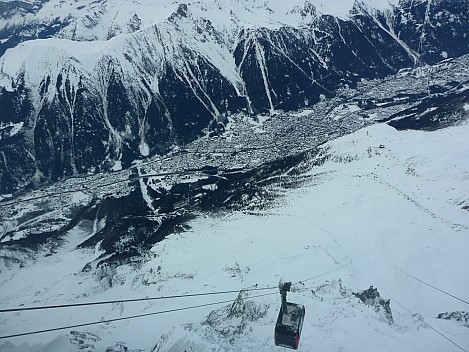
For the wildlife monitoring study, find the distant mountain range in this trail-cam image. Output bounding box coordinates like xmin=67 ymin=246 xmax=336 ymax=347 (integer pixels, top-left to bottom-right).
xmin=0 ymin=0 xmax=468 ymax=193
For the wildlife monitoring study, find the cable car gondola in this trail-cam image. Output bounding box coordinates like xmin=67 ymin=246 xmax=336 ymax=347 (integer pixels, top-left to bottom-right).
xmin=274 ymin=281 xmax=305 ymax=350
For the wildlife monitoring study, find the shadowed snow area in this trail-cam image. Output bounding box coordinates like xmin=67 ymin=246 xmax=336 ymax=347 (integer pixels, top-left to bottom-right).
xmin=1 ymin=122 xmax=469 ymax=351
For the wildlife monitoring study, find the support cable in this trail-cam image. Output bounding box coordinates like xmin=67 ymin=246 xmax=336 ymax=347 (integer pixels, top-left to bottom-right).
xmin=0 ymin=286 xmax=277 ymax=314
xmin=0 ymin=265 xmax=348 ymax=340
xmin=0 ymin=292 xmax=277 ymax=340
xmin=296 ymin=264 xmax=349 ymax=284
xmin=1 ymin=264 xmax=348 ymax=314
xmin=383 ymin=289 xmax=468 ymax=352
xmin=390 ymin=264 xmax=469 ymax=305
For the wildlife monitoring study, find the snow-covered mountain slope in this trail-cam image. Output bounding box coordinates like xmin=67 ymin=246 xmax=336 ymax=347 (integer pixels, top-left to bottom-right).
xmin=1 ymin=52 xmax=468 ymax=269
xmin=1 ymin=0 xmax=468 ymax=193
xmin=1 ymin=121 xmax=468 ymax=351
xmin=0 ymin=0 xmax=400 ymax=44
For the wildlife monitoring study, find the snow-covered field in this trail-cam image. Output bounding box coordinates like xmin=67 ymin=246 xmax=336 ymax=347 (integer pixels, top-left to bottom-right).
xmin=1 ymin=121 xmax=469 ymax=351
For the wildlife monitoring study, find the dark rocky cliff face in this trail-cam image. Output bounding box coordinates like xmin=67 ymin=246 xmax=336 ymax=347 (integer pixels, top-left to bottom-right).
xmin=0 ymin=0 xmax=468 ymax=193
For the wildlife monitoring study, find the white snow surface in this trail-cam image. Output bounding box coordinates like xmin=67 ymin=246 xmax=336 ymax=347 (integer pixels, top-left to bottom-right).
xmin=0 ymin=0 xmax=400 ymax=42
xmin=0 ymin=122 xmax=24 ymax=138
xmin=1 ymin=122 xmax=469 ymax=351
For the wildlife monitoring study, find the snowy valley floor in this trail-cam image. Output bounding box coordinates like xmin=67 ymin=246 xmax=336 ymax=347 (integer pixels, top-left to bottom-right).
xmin=1 ymin=122 xmax=469 ymax=352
